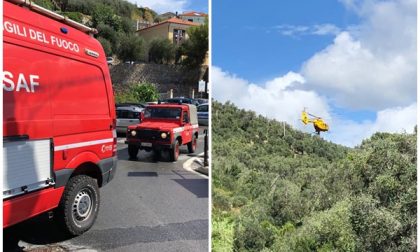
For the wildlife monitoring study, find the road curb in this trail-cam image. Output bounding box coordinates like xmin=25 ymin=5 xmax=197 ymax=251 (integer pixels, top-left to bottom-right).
xmin=183 ymin=153 xmax=208 ymax=177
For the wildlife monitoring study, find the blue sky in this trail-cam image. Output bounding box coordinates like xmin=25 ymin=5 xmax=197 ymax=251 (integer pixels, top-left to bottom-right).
xmin=212 ymin=0 xmax=416 ymax=146
xmin=129 ymin=0 xmax=208 ymax=14
xmin=213 ymin=0 xmax=358 ymax=82
xmin=187 ymin=0 xmax=208 ymax=13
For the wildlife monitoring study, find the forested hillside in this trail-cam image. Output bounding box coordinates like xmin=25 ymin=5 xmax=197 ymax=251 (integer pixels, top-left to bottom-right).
xmin=33 ymin=0 xmax=158 ymax=57
xmin=212 ymin=101 xmax=416 ymax=251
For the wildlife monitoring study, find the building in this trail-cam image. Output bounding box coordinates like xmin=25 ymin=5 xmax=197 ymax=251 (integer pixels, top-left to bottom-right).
xmin=137 ymin=16 xmax=208 ymax=66
xmin=179 ymin=11 xmax=207 ymax=25
xmin=137 ymin=17 xmax=199 ymax=45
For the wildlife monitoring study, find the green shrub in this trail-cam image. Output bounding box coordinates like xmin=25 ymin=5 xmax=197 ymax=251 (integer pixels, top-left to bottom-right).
xmin=97 ymin=37 xmax=113 ymax=56
xmin=213 ymin=188 xmax=231 ymax=212
xmin=117 ymin=34 xmax=145 ymax=62
xmin=148 ymin=38 xmax=175 ymax=64
xmin=114 ymin=82 xmax=159 ymax=103
xmin=232 ymin=195 xmax=248 ymax=208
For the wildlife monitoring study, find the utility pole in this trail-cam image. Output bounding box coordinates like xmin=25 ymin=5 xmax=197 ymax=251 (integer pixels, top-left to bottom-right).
xmin=204 ymin=129 xmax=208 ymax=167
xmin=283 ymin=122 xmax=286 ymax=137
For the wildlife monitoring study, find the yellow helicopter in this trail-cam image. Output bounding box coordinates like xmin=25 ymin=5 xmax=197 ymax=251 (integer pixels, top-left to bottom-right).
xmin=301 ymin=109 xmax=329 ymax=135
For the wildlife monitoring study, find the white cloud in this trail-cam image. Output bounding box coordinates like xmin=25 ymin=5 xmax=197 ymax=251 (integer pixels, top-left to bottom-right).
xmin=212 ymin=66 xmax=416 ymax=147
xmin=302 ymin=0 xmax=416 ymax=110
xmin=325 ymin=103 xmax=417 ymax=147
xmin=275 ymin=24 xmax=341 ymax=37
xmin=127 ymin=0 xmax=188 ymax=13
xmin=312 ymin=24 xmax=341 ymax=36
xmin=212 ymin=66 xmax=331 ymax=130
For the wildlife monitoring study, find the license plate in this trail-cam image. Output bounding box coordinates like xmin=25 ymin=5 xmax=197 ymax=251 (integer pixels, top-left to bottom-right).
xmin=141 ymin=142 xmax=152 ymax=147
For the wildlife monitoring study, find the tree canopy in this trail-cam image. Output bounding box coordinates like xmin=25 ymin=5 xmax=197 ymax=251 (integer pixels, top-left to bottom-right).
xmin=148 ymin=38 xmax=175 ymax=64
xmin=33 ymin=0 xmax=151 ymax=57
xmin=180 ymin=20 xmax=209 ymax=68
xmin=32 ymin=0 xmax=208 ymax=64
xmin=117 ymin=34 xmax=145 ymax=62
xmin=212 ymin=101 xmax=416 ymax=252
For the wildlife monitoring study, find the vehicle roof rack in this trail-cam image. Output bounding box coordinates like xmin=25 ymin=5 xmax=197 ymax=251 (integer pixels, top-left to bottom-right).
xmin=6 ymin=0 xmax=98 ymax=35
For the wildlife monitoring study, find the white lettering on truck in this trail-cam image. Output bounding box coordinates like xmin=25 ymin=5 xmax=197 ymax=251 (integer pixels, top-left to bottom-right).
xmin=3 ymin=71 xmax=39 ymax=93
xmin=29 ymin=29 xmax=49 ymax=44
xmin=4 ymin=21 xmax=27 ymax=37
xmin=50 ymin=36 xmax=80 ymax=52
xmin=4 ymin=20 xmax=80 ymax=53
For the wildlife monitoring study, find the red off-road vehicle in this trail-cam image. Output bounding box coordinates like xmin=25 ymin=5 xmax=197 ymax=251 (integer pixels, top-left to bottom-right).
xmin=126 ymin=104 xmax=199 ymax=161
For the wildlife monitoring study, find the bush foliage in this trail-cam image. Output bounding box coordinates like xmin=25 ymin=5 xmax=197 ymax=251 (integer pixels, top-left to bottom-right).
xmin=180 ymin=20 xmax=209 ymax=68
xmin=148 ymin=38 xmax=175 ymax=64
xmin=114 ymin=82 xmax=159 ymax=103
xmin=212 ymin=101 xmax=416 ymax=252
xmin=31 ymin=0 xmax=208 ymax=64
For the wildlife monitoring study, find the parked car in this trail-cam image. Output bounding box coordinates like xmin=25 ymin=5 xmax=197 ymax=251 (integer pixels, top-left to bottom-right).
xmin=197 ymin=103 xmax=209 ymax=125
xmin=162 ymin=97 xmax=199 ymax=106
xmin=116 ymin=106 xmax=143 ymax=134
xmin=126 ymin=104 xmax=199 ymax=161
xmin=116 ymin=103 xmax=146 ymax=109
xmin=194 ymin=98 xmax=208 ymax=105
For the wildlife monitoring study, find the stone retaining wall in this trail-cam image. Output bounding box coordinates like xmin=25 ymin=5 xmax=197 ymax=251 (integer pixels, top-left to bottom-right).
xmin=110 ymin=63 xmax=208 ymax=99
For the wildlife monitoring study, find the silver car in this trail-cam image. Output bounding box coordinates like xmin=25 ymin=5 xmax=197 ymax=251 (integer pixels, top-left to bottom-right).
xmin=197 ymin=103 xmax=208 ymax=126
xmin=116 ymin=106 xmax=143 ymax=134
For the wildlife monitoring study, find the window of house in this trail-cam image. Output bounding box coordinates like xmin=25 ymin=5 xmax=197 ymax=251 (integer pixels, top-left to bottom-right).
xmin=173 ymin=29 xmax=186 ymax=44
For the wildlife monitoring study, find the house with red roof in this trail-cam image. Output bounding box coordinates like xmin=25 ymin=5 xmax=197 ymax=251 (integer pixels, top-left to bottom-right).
xmin=137 ymin=17 xmax=199 ymax=46
xmin=179 ymin=11 xmax=207 ymax=25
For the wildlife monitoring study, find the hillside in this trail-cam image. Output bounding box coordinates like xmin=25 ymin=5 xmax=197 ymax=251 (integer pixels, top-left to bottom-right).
xmin=212 ymin=101 xmax=416 ymax=251
xmin=33 ymin=0 xmax=159 ymax=57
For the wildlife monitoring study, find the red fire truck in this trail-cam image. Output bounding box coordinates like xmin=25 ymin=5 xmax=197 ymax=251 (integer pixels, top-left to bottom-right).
xmin=4 ymin=0 xmax=117 ymax=235
xmin=126 ymin=104 xmax=199 ymax=161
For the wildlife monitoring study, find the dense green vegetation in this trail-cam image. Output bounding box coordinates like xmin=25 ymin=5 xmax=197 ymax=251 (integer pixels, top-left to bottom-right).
xmin=33 ymin=0 xmax=208 ymax=68
xmin=180 ymin=20 xmax=209 ymax=68
xmin=148 ymin=38 xmax=176 ymax=64
xmin=34 ymin=0 xmax=153 ymax=59
xmin=114 ymin=82 xmax=159 ymax=103
xmin=212 ymin=101 xmax=416 ymax=252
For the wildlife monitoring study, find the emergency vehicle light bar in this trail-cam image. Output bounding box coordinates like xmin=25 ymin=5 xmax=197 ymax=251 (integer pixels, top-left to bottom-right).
xmin=6 ymin=0 xmax=98 ymax=35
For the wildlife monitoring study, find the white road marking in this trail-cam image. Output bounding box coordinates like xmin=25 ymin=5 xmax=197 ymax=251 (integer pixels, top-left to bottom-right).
xmin=182 ymin=153 xmax=208 ymax=178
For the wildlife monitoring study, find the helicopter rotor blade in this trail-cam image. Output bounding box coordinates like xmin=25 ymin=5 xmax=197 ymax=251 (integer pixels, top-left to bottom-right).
xmin=307 ymin=112 xmax=321 ymax=118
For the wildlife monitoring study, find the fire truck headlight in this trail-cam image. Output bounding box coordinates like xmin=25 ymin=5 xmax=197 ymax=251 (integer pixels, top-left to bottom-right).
xmin=161 ymin=132 xmax=167 ymax=139
xmin=131 ymin=130 xmax=137 ymax=136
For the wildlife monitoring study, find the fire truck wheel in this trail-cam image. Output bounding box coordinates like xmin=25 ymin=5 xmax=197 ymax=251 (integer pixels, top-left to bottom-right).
xmin=187 ymin=136 xmax=197 ymax=153
xmin=128 ymin=145 xmax=139 ymax=160
xmin=170 ymin=140 xmax=180 ymax=162
xmin=56 ymin=175 xmax=100 ymax=236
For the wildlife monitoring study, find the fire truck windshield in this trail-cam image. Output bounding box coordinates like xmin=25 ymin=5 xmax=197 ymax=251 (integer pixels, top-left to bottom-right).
xmin=144 ymin=108 xmax=182 ymax=119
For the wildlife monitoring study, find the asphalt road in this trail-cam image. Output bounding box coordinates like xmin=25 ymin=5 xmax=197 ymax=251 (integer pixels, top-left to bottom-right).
xmin=4 ymin=127 xmax=209 ymax=252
